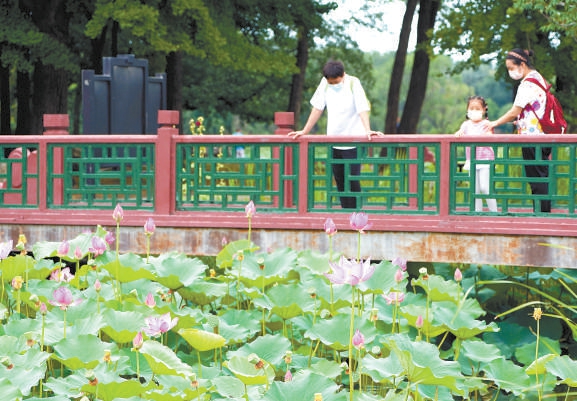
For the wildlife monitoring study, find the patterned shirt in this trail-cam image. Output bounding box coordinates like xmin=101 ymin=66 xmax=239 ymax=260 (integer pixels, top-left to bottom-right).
xmin=514 ymin=70 xmax=547 ymax=135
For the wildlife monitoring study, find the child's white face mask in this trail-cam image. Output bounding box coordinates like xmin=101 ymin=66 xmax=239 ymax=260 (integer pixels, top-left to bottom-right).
xmin=467 ymin=110 xmax=484 ymax=121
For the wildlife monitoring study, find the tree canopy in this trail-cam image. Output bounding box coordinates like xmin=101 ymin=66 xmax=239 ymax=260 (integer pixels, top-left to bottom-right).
xmin=0 ymin=0 xmax=574 ymax=136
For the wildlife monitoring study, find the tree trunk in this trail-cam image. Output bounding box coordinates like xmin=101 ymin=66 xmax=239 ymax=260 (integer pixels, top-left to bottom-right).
xmin=0 ymin=63 xmax=11 ymax=135
xmin=288 ymin=26 xmax=309 ymax=128
xmin=398 ymin=0 xmax=440 ymax=134
xmin=21 ymin=0 xmax=70 ymax=134
xmin=31 ymin=62 xmax=68 ymax=134
xmin=16 ymin=71 xmax=31 ymax=135
xmin=384 ymin=0 xmax=418 ymax=134
xmin=167 ymin=51 xmax=183 ymax=110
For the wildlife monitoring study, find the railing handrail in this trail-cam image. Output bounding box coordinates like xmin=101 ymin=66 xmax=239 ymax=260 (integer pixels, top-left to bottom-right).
xmin=2 ymin=118 xmax=577 ymax=237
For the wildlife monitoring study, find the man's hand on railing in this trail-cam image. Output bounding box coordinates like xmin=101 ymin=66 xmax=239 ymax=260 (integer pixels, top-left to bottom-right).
xmin=367 ymin=130 xmax=384 ymax=141
xmin=288 ymin=130 xmax=306 ymax=139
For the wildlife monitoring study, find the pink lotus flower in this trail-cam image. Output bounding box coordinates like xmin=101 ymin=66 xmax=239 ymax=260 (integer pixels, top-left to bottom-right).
xmin=245 ymin=200 xmax=256 ymax=218
xmin=145 ymin=292 xmax=156 ymax=308
xmin=454 ymin=268 xmax=463 ymax=282
xmin=89 ymin=236 xmax=107 ymax=256
xmin=324 ymin=218 xmax=337 ymax=236
xmin=349 ymin=212 xmax=372 ymax=233
xmin=133 ymin=331 xmax=143 ymax=350
xmin=325 ymin=256 xmax=375 ymax=286
xmin=74 ymin=246 xmax=83 ymax=260
xmin=57 ymin=240 xmax=69 ymax=257
xmin=284 ymin=370 xmax=293 ymax=382
xmin=415 ymin=315 xmax=424 ymax=329
xmin=50 ymin=267 xmax=74 ymax=283
xmin=11 ymin=276 xmax=23 ymax=290
xmin=383 ymin=291 xmax=405 ymax=305
xmin=94 ymin=279 xmax=101 ymax=292
xmin=112 ymin=204 xmax=124 ymax=223
xmin=352 ymin=329 xmax=365 ymax=349
xmin=0 ymin=240 xmax=12 ymax=260
xmin=49 ymin=287 xmax=83 ymax=310
xmin=144 ymin=217 xmax=156 ymax=236
xmin=104 ymin=231 xmax=115 ymax=245
xmin=394 ymin=268 xmax=404 ymax=283
xmin=39 ymin=302 xmax=48 ymax=315
xmin=392 ymin=257 xmax=407 ymax=272
xmin=143 ymin=313 xmax=178 ymax=337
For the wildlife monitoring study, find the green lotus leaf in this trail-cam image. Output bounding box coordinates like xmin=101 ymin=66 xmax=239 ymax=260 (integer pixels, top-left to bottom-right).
xmin=81 ymin=379 xmax=155 ymax=401
xmin=0 ymin=378 xmax=22 ymax=400
xmin=228 ymin=334 xmax=291 ymax=366
xmin=305 ymin=313 xmax=379 ymax=352
xmin=525 ymin=353 xmax=558 ymax=375
xmin=0 ymin=347 xmax=49 ymax=395
xmin=399 ymin=302 xmax=447 ymax=338
xmin=411 ymin=275 xmax=462 ymax=302
xmin=178 ymin=328 xmax=226 ymax=351
xmin=458 ymin=339 xmax=503 ymax=374
xmin=260 ymin=370 xmax=346 ymax=400
xmin=99 ymin=252 xmax=156 ymax=283
xmin=224 ymin=354 xmax=275 ymax=386
xmin=545 ymin=354 xmax=577 ymax=386
xmin=140 ymin=339 xmax=193 ymax=377
xmin=382 ymin=333 xmax=464 ymax=393
xmin=237 ymin=248 xmax=297 ymax=288
xmin=260 ymin=283 xmax=317 ymax=320
xmin=483 ymin=321 xmax=535 ymax=359
xmin=211 ymin=375 xmax=246 ymax=398
xmin=2 ymin=320 xmax=40 ymax=343
xmin=52 ymin=334 xmax=116 ymax=370
xmin=515 ymin=337 xmax=561 ymax=366
xmin=43 ymin=373 xmax=88 ymax=398
xmin=101 ymin=308 xmax=146 ymax=344
xmin=218 ymin=309 xmax=261 ymax=344
xmin=32 ymin=228 xmax=105 ymax=261
xmin=308 ymin=358 xmax=343 ymax=379
xmin=148 ymin=252 xmax=208 ymax=289
xmin=155 ymin=374 xmax=209 ymax=394
xmin=0 ymin=254 xmax=52 ymax=282
xmin=359 ymin=259 xmax=398 ymax=295
xmin=216 ymin=240 xmax=256 ymax=269
xmin=481 ymin=357 xmax=531 ymax=395
xmin=296 ymin=249 xmax=331 ymax=274
xmin=362 ymin=352 xmax=404 ymax=384
xmin=178 ymin=279 xmax=228 ymax=304
xmin=433 ymin=301 xmax=499 ymax=339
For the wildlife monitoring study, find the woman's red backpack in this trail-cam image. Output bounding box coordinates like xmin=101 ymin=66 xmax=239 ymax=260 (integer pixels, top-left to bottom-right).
xmin=525 ymin=77 xmax=567 ymax=134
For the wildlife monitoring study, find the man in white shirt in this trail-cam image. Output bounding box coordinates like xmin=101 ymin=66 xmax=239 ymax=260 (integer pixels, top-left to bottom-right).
xmin=288 ymin=60 xmax=382 ymax=209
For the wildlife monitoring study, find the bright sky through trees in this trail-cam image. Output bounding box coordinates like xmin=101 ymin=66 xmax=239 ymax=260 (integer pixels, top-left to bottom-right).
xmin=327 ymin=0 xmax=416 ymax=53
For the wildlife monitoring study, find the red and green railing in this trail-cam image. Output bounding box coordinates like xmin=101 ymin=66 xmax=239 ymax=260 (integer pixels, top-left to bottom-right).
xmin=0 ymin=112 xmax=576 ymax=236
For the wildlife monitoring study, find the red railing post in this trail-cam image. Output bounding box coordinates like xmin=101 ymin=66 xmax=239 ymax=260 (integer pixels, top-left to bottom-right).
xmin=274 ymin=112 xmax=294 ymax=209
xmin=157 ymin=110 xmax=179 ymax=215
xmin=43 ymin=114 xmax=69 ymax=207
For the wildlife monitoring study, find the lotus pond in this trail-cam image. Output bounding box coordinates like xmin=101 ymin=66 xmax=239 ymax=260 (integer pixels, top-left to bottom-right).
xmin=2 ymin=205 xmax=577 ymax=401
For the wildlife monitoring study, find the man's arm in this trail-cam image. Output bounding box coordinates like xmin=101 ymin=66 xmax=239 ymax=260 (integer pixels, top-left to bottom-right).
xmin=288 ymin=108 xmax=324 ymax=139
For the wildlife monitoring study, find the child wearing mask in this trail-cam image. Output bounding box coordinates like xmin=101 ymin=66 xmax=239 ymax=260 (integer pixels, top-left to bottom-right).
xmin=455 ymin=96 xmax=498 ymax=213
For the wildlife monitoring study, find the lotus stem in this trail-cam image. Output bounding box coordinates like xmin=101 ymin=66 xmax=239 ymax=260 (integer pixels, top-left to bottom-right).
xmin=349 ymin=287 xmax=355 ymax=401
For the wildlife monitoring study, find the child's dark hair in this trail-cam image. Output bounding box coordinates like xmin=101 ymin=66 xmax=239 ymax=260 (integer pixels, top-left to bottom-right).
xmin=467 ymin=95 xmax=488 ymax=118
xmin=505 ymin=48 xmax=534 ymax=68
xmin=323 ymin=60 xmax=345 ymax=79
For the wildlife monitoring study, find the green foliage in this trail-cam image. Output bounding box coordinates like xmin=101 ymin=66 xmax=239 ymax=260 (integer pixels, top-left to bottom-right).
xmin=2 ymin=221 xmax=577 ymax=399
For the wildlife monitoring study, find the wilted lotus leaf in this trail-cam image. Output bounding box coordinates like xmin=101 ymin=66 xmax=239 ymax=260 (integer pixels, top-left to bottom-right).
xmin=225 ymin=354 xmax=275 ymax=386
xmin=178 ymin=328 xmax=226 ymax=351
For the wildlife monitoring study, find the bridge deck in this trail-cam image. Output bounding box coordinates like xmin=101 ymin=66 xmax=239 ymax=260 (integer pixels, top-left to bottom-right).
xmin=0 ymin=113 xmax=576 ymax=269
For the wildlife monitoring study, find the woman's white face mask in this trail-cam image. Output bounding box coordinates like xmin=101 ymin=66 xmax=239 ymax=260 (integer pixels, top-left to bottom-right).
xmin=508 ymin=68 xmax=524 ymax=80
